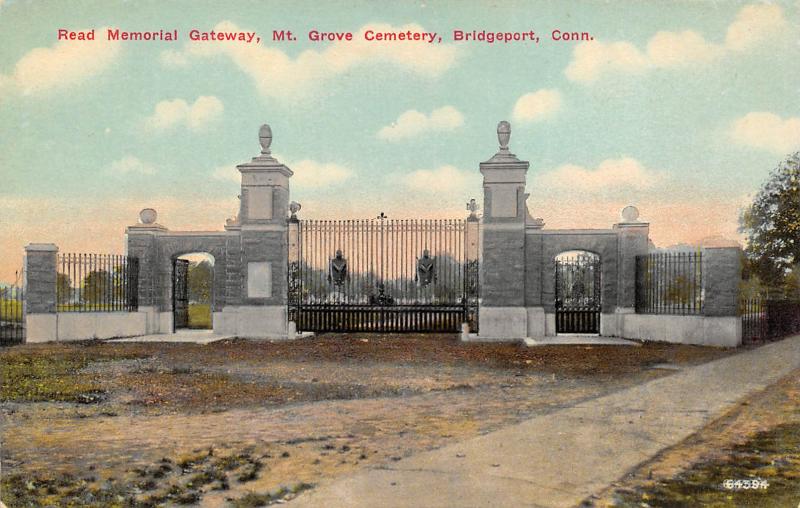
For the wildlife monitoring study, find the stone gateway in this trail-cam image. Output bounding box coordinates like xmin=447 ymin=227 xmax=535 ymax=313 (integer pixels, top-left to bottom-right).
xmin=21 ymin=121 xmax=743 ymax=346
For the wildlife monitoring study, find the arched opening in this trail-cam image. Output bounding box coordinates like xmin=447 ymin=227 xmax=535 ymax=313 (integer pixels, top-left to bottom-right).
xmin=173 ymin=252 xmax=215 ymax=331
xmin=554 ymin=250 xmax=601 ymax=334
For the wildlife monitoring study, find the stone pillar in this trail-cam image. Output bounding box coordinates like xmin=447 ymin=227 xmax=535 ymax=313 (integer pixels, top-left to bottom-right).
xmin=125 ymin=208 xmax=168 ymax=333
xmin=702 ymin=246 xmax=742 ymax=346
xmin=610 ymin=205 xmax=650 ymax=337
xmin=24 ymin=243 xmax=58 ymax=342
xmin=477 ymin=121 xmax=530 ymax=340
xmin=216 ymin=124 xmax=293 ymax=339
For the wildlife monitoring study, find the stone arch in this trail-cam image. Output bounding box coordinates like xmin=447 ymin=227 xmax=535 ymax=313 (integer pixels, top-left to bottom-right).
xmin=537 ymin=232 xmax=619 ymax=314
xmin=173 ymin=252 xmax=216 ymax=330
xmin=155 ymin=234 xmax=229 ymax=317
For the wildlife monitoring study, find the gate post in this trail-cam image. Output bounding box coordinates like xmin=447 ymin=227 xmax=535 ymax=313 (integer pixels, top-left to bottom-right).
xmin=702 ymin=245 xmax=743 ymax=347
xmin=611 ymin=206 xmax=649 ymax=337
xmin=126 ymin=209 xmax=168 ymax=333
xmin=215 ymin=124 xmax=294 ymax=339
xmin=476 ymin=121 xmax=530 ymax=340
xmin=24 ymin=243 xmax=58 ymax=342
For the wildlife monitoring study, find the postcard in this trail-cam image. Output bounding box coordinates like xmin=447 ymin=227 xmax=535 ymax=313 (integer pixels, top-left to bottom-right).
xmin=1 ymin=1 xmax=798 ymax=507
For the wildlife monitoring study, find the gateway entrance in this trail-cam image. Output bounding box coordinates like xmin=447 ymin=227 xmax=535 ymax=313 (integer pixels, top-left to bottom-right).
xmin=288 ymin=216 xmax=479 ymax=333
xmin=555 ymin=251 xmax=601 ymax=334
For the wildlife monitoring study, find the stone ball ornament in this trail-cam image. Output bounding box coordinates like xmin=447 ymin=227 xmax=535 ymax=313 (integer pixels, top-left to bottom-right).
xmin=621 ymin=205 xmax=640 ymax=222
xmin=139 ymin=208 xmax=157 ymax=224
xmin=497 ymin=121 xmax=511 ymax=149
xmin=259 ymin=124 xmax=272 ymax=154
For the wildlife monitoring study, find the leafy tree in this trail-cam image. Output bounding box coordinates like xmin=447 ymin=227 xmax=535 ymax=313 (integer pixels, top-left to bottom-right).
xmin=187 ymin=260 xmax=212 ymax=304
xmin=82 ymin=270 xmax=111 ymax=304
xmin=740 ymin=152 xmax=800 ymax=295
xmin=56 ymin=273 xmax=72 ymax=303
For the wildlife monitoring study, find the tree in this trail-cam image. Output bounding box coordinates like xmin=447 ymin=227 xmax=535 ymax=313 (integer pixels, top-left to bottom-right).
xmin=187 ymin=260 xmax=212 ymax=304
xmin=740 ymin=151 xmax=800 ymax=295
xmin=82 ymin=270 xmax=111 ymax=304
xmin=56 ymin=273 xmax=72 ymax=303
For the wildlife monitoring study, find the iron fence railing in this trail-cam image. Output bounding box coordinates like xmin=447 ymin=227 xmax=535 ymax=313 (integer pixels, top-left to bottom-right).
xmin=741 ymin=296 xmax=800 ymax=344
xmin=57 ymin=253 xmax=139 ymax=312
xmin=1 ymin=272 xmax=25 ymax=345
xmin=635 ymin=252 xmax=703 ymax=315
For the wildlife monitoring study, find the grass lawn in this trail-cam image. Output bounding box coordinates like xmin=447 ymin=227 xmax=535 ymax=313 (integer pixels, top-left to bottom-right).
xmin=188 ymin=303 xmax=211 ymax=329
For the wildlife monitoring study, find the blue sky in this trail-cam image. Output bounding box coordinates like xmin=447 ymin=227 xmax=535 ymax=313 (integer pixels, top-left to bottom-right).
xmin=1 ymin=0 xmax=799 ymax=281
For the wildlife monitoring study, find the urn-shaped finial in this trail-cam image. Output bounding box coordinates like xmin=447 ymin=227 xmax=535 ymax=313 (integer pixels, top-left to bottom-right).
xmin=259 ymin=124 xmax=272 ymax=154
xmin=497 ymin=121 xmax=511 ymax=150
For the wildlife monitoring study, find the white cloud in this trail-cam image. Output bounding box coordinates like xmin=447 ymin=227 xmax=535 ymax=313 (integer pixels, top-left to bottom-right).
xmin=211 ymin=163 xmax=239 ymax=182
xmin=109 ymin=156 xmax=156 ymax=175
xmin=725 ymin=3 xmax=786 ymax=51
xmin=377 ymin=106 xmax=464 ymax=141
xmin=511 ymin=89 xmax=562 ymax=124
xmin=646 ymin=30 xmax=721 ymax=68
xmin=159 ymin=49 xmax=190 ymax=67
xmin=143 ymin=96 xmax=224 ymax=132
xmin=566 ymin=3 xmax=786 ymax=83
xmin=1 ymin=27 xmax=120 ymax=95
xmin=402 ymin=165 xmax=476 ymax=193
xmin=730 ymin=112 xmax=800 ymax=154
xmin=162 ymin=21 xmax=460 ymax=99
xmin=537 ymin=158 xmax=665 ymax=192
xmin=210 ymin=157 xmax=354 ymax=188
xmin=289 ymin=160 xmax=354 ymax=187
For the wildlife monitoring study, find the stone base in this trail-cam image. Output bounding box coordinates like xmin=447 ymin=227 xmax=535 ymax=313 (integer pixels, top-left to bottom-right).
xmin=526 ymin=307 xmax=545 ymax=338
xmin=214 ymin=305 xmax=291 ymax=339
xmin=57 ymin=312 xmax=147 ymax=341
xmin=620 ymin=313 xmax=741 ymax=347
xmin=478 ymin=307 xmax=527 ymax=341
xmin=25 ymin=313 xmax=57 ymax=343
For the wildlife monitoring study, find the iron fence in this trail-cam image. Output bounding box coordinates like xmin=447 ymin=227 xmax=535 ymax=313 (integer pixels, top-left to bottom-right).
xmin=741 ymin=296 xmax=800 ymax=343
xmin=57 ymin=253 xmax=139 ymax=312
xmin=635 ymin=252 xmax=703 ymax=315
xmin=290 ymin=218 xmax=479 ymax=332
xmin=1 ymin=273 xmax=25 ymax=345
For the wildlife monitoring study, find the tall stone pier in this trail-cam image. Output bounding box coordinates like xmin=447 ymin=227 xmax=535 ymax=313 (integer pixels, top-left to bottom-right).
xmin=215 ymin=124 xmax=293 ymax=338
xmin=477 ymin=121 xmax=530 ymax=340
xmin=126 ymin=124 xmax=294 ymax=339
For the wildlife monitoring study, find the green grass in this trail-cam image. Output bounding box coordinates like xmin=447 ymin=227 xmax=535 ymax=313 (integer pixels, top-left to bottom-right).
xmin=0 ymin=298 xmax=23 ymax=323
xmin=188 ymin=304 xmax=211 ymax=329
xmin=613 ymin=422 xmax=800 ymax=507
xmin=0 ymin=347 xmax=144 ymax=402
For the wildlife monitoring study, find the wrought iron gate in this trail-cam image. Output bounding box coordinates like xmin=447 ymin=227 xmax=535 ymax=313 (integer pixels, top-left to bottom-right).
xmin=172 ymin=259 xmax=189 ymax=331
xmin=289 ymin=216 xmax=479 ymax=333
xmin=555 ymin=252 xmax=601 ymax=334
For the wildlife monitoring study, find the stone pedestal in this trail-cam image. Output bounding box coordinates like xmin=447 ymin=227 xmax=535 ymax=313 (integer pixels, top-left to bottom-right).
xmin=24 ymin=243 xmax=58 ymax=343
xmin=478 ymin=121 xmax=530 ymax=341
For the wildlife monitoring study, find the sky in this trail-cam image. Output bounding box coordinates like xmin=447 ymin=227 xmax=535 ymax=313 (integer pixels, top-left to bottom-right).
xmin=1 ymin=0 xmax=799 ymax=283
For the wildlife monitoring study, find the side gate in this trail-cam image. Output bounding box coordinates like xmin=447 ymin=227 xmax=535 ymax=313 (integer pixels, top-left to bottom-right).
xmin=555 ymin=252 xmax=601 ymax=334
xmin=289 ymin=217 xmax=479 ymax=333
xmin=172 ymin=259 xmax=189 ymax=331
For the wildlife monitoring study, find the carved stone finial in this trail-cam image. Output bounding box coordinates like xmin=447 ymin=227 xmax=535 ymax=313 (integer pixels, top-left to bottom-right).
xmin=467 ymin=198 xmax=479 ymax=216
xmin=139 ymin=208 xmax=157 ymax=224
xmin=497 ymin=121 xmax=511 ymax=150
xmin=289 ymin=201 xmax=301 ymax=220
xmin=259 ymin=124 xmax=272 ymax=154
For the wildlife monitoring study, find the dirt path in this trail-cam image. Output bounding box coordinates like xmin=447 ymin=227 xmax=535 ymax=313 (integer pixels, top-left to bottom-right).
xmin=0 ymin=336 xmax=734 ymax=506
